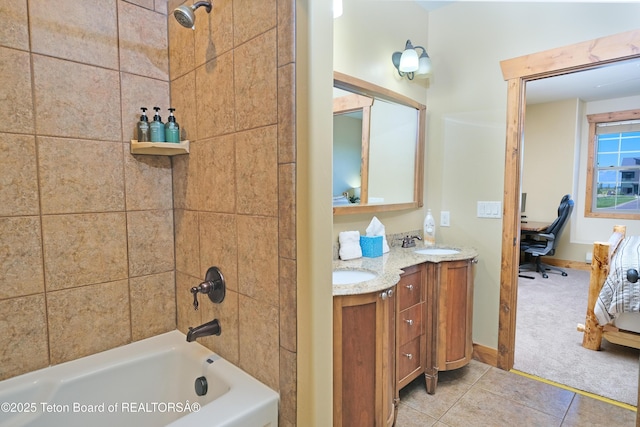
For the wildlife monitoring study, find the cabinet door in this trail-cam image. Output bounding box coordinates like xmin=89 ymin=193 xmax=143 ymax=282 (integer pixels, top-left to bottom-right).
xmin=437 ymin=259 xmax=474 ymax=371
xmin=334 ymin=288 xmax=396 ymax=427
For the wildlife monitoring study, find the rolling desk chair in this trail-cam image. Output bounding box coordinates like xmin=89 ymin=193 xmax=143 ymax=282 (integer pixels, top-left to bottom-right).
xmin=519 ymin=194 xmax=574 ymax=279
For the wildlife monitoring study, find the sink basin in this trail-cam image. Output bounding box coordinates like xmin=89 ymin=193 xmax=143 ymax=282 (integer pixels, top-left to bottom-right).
xmin=333 ymin=270 xmax=377 ymax=285
xmin=414 ymin=248 xmax=460 ymax=256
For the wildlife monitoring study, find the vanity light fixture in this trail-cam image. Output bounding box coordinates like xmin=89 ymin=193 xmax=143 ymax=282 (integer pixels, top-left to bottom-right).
xmin=334 ymin=0 xmax=343 ymax=18
xmin=392 ymin=40 xmax=432 ymax=80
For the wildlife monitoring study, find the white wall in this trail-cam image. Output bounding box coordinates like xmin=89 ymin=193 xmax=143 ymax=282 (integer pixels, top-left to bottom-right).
xmin=523 ymin=99 xmax=580 ymax=261
xmin=427 ymin=2 xmax=640 ymax=348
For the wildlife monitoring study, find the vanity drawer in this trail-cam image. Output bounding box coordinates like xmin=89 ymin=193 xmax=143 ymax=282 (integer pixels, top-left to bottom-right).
xmin=398 ymin=337 xmax=422 ymax=381
xmin=399 ymin=303 xmax=423 ymax=344
xmin=398 ymin=269 xmax=421 ymax=311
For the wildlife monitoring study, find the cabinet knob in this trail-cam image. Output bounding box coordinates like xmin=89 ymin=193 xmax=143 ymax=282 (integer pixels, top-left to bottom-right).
xmin=405 ymin=284 xmax=414 ymax=290
xmin=404 ymin=319 xmax=414 ymax=326
xmin=380 ymin=288 xmax=394 ymax=299
xmin=402 ymin=353 xmax=413 ymax=360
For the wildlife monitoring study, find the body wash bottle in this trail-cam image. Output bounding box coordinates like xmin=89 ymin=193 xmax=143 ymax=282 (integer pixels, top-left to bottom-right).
xmin=136 ymin=107 xmax=150 ymax=142
xmin=150 ymin=106 xmax=165 ymax=142
xmin=424 ymin=209 xmax=436 ymax=246
xmin=165 ymin=108 xmax=180 ymax=143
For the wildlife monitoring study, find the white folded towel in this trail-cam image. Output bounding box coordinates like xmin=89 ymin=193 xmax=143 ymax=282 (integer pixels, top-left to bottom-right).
xmin=339 ymin=231 xmax=362 ymax=260
xmin=366 ymin=216 xmax=390 ymax=253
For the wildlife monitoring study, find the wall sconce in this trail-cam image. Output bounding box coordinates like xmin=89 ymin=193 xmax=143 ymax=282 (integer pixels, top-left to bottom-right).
xmin=391 ymin=40 xmax=432 ymax=80
xmin=334 ymin=0 xmax=343 ymax=18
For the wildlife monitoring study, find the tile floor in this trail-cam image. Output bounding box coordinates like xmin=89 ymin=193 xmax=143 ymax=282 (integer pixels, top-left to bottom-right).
xmin=396 ymin=360 xmax=637 ymax=426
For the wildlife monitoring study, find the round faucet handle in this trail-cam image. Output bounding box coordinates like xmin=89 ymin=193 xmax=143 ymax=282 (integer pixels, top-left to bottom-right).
xmin=189 ymin=267 xmax=226 ymax=311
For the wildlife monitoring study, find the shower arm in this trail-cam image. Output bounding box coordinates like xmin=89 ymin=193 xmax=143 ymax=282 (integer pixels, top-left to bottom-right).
xmin=193 ymin=1 xmax=212 ymax=13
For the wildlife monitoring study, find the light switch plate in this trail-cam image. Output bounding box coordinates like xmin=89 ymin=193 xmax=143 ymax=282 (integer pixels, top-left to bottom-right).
xmin=477 ymin=201 xmax=502 ymax=218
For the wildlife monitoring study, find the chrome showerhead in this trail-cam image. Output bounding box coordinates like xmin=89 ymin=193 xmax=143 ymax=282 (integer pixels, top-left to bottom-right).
xmin=173 ymin=1 xmax=212 ymax=30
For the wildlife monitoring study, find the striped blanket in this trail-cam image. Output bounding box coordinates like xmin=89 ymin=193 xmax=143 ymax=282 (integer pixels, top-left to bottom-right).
xmin=595 ymin=235 xmax=640 ymax=325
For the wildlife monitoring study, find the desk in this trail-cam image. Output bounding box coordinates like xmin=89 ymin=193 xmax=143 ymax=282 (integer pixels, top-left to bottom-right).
xmin=521 ymin=221 xmax=551 ymax=232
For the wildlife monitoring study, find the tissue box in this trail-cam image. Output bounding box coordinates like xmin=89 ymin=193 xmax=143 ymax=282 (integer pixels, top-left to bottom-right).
xmin=360 ymin=235 xmax=383 ymax=258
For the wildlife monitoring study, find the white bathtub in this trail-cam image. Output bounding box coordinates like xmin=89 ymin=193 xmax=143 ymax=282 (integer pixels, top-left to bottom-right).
xmin=0 ymin=330 xmax=278 ymax=427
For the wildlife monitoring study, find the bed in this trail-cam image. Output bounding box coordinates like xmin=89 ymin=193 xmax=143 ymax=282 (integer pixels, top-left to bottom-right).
xmin=580 ymin=225 xmax=640 ymax=351
xmin=578 ymin=225 xmax=640 ymax=424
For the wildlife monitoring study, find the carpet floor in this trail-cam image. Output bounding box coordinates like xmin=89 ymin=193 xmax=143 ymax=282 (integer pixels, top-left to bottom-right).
xmin=514 ymin=266 xmax=639 ymax=406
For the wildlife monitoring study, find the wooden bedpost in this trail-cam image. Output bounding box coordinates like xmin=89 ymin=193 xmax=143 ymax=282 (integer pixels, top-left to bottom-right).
xmin=582 ymin=241 xmax=609 ymax=350
xmin=581 ymin=225 xmax=626 ymax=350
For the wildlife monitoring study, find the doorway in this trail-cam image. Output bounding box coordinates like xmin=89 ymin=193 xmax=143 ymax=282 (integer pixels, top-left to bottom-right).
xmin=497 ymin=29 xmax=640 ymax=371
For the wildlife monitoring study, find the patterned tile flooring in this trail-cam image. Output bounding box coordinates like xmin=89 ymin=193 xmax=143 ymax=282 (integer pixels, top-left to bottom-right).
xmin=396 ymin=360 xmax=636 ymax=426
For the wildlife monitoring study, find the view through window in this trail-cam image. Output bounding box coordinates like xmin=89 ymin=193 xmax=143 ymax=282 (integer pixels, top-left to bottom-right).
xmin=587 ymin=109 xmax=640 ymax=218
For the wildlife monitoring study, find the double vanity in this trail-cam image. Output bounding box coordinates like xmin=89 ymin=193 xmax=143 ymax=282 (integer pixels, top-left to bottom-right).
xmin=332 ymin=244 xmax=478 ymax=427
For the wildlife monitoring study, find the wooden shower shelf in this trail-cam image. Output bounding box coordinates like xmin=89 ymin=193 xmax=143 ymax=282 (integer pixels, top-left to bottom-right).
xmin=130 ymin=140 xmax=190 ymax=156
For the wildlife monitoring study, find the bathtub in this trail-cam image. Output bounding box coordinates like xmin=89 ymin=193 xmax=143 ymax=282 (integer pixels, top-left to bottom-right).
xmin=0 ymin=330 xmax=278 ymax=427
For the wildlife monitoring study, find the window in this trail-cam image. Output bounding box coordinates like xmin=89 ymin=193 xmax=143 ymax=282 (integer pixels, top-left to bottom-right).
xmin=586 ymin=109 xmax=640 ymax=219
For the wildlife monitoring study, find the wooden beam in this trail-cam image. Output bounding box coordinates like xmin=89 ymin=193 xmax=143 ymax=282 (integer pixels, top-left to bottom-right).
xmin=500 ymin=29 xmax=640 ymax=81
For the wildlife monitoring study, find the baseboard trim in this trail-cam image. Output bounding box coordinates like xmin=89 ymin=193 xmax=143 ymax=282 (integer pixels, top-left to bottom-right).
xmin=543 ymin=258 xmax=590 ymax=271
xmin=472 ymin=343 xmax=498 ymax=367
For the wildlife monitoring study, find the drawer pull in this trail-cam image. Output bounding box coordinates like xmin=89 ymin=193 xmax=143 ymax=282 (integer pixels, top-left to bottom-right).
xmin=405 ymin=284 xmax=414 ymax=291
xmin=402 ymin=353 xmax=413 ymax=360
xmin=404 ymin=319 xmax=414 ymax=326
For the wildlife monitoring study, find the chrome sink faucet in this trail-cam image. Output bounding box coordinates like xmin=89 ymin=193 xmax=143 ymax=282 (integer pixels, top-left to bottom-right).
xmin=187 ymin=318 xmax=221 ymax=342
xmin=400 ymin=235 xmax=422 ymax=248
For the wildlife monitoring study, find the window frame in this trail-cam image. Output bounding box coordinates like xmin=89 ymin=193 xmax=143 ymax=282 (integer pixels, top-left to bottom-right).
xmin=586 ymin=108 xmax=640 ymax=219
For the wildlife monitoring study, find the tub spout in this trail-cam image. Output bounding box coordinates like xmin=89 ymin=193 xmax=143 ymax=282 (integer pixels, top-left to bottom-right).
xmin=187 ymin=318 xmax=221 ymax=342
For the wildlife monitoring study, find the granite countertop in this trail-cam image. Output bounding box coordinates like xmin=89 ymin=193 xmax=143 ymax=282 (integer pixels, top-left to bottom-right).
xmin=332 ymin=244 xmax=478 ymax=296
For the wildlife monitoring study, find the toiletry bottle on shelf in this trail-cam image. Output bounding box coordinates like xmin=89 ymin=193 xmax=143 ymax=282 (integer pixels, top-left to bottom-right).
xmin=150 ymin=106 xmax=165 ymax=142
xmin=165 ymin=107 xmax=180 ymax=143
xmin=424 ymin=209 xmax=436 ymax=246
xmin=136 ymin=107 xmax=150 ymax=142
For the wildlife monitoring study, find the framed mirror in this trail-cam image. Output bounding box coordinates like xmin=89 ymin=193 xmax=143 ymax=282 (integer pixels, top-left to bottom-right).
xmin=332 ymin=72 xmax=426 ymax=215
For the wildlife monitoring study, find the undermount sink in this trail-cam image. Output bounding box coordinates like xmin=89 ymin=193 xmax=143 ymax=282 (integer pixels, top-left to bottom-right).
xmin=414 ymin=248 xmax=460 ymax=256
xmin=333 ymin=270 xmax=378 ymax=285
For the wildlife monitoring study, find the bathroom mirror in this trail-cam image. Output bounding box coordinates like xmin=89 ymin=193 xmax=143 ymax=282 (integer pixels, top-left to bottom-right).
xmin=332 ymin=72 xmax=426 ymax=215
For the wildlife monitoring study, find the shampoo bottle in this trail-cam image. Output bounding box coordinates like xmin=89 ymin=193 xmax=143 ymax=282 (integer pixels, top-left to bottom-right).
xmin=164 ymin=107 xmax=180 ymax=143
xmin=136 ymin=107 xmax=150 ymax=142
xmin=150 ymin=106 xmax=165 ymax=142
xmin=424 ymin=209 xmax=436 ymax=246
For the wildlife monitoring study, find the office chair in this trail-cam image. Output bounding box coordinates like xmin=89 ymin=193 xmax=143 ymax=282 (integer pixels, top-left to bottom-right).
xmin=519 ymin=194 xmax=574 ymax=279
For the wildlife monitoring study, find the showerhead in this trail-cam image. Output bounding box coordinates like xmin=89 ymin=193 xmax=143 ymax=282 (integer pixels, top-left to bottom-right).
xmin=173 ymin=1 xmax=212 ymax=30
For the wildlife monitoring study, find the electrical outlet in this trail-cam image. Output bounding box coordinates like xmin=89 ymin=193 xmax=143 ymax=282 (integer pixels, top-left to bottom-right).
xmin=441 ymin=211 xmax=450 ymax=227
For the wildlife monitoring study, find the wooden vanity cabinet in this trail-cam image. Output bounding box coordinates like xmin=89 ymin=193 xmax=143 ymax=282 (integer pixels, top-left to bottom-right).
xmin=333 ymin=286 xmax=397 ymax=427
xmin=396 ymin=264 xmax=427 ymax=390
xmin=425 ymin=258 xmax=475 ymax=394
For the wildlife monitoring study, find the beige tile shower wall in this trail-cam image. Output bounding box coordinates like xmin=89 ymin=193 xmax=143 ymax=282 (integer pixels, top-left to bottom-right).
xmin=0 ymin=0 xmax=176 ymax=380
xmin=168 ymin=0 xmax=297 ymax=424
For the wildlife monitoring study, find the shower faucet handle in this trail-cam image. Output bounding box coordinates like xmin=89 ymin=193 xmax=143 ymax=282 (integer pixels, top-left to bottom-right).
xmin=190 ymin=266 xmax=226 ymax=310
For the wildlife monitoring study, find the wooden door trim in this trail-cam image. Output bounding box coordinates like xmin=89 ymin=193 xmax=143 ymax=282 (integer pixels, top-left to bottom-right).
xmin=497 ymin=29 xmax=640 ymax=370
